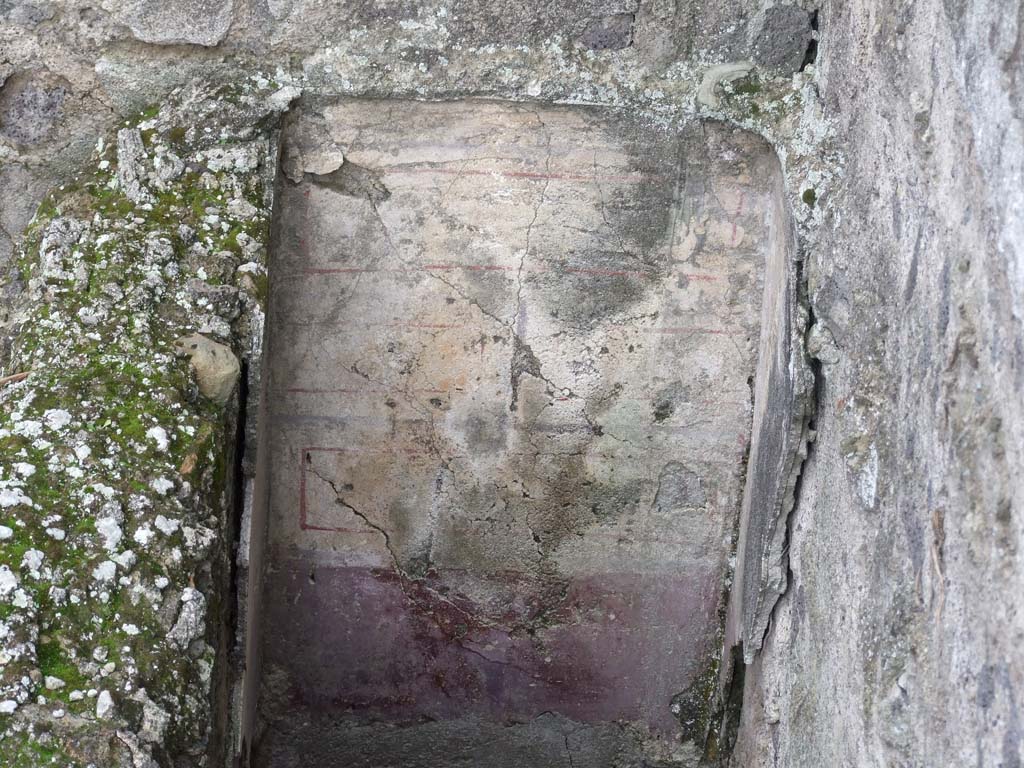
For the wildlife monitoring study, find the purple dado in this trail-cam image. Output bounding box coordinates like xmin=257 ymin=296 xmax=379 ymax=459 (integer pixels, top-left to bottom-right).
xmin=255 ymin=99 xmax=779 ymax=762
xmin=267 ymin=558 xmax=722 ymax=733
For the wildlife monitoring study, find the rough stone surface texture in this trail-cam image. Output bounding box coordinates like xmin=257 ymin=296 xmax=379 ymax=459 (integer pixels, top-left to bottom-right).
xmin=733 ymin=2 xmax=1024 ymax=767
xmin=0 ymin=0 xmax=1020 ymax=767
xmin=0 ymin=80 xmax=286 ymax=766
xmin=725 ymin=138 xmax=810 ymax=666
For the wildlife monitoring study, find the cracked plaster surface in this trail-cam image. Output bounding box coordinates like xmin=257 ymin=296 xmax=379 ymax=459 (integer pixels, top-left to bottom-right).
xmin=254 ymin=98 xmax=779 ymax=763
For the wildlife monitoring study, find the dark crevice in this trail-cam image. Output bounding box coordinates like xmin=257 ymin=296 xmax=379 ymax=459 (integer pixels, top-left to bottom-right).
xmin=702 ymin=644 xmax=747 ymax=763
xmin=230 ymin=360 xmax=252 ymax=646
xmin=800 ymin=10 xmax=820 ymax=71
xmin=213 ymin=360 xmax=251 ymax=766
xmin=723 ymin=238 xmax=822 ymax=762
xmin=709 ymin=193 xmax=822 ymax=763
xmin=755 ymin=237 xmax=823 ymax=651
xmin=757 ymin=351 xmax=820 ymax=654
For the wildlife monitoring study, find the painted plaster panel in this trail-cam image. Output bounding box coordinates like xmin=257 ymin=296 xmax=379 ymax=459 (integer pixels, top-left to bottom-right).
xmin=256 ymin=99 xmax=776 ymax=761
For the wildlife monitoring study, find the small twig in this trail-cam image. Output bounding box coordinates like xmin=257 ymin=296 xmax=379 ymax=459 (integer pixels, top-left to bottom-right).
xmin=0 ymin=372 xmax=30 ymax=387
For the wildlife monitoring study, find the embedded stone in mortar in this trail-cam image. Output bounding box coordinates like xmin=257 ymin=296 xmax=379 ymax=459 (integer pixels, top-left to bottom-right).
xmin=698 ymin=61 xmax=754 ymax=109
xmin=116 ymin=127 xmax=154 ymax=205
xmin=580 ymin=13 xmax=635 ymax=50
xmin=281 ymin=111 xmax=345 ymax=183
xmin=175 ymin=333 xmax=240 ymax=405
xmin=0 ymin=69 xmax=69 ymax=147
xmin=752 ymin=6 xmax=814 ymax=75
xmin=105 ymin=0 xmax=235 ymax=47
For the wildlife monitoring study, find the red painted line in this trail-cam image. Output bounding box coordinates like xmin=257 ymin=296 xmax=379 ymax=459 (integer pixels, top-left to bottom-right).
xmin=426 ymin=262 xmax=664 ymax=279
xmin=384 ymin=322 xmax=464 ymax=329
xmin=300 ymin=523 xmax=369 ymax=533
xmin=423 ymin=263 xmax=516 ymax=272
xmin=391 ymin=167 xmax=661 ymax=184
xmin=287 ymin=387 xmax=368 ymax=394
xmin=602 ymin=323 xmax=745 ymax=336
xmin=290 ymin=264 xmax=720 ymax=282
xmin=285 ymin=387 xmax=449 ymax=395
xmin=273 ymin=319 xmax=470 ymax=330
xmin=278 ymin=321 xmax=744 ymax=337
xmin=302 ymin=267 xmax=391 ymax=274
xmin=303 ymin=446 xmax=426 ymax=455
xmin=561 ymin=266 xmax=651 ymax=278
xmin=654 ymin=327 xmax=746 ymax=336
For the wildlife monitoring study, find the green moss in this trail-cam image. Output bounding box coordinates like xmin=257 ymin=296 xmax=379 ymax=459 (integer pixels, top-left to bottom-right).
xmin=36 ymin=640 xmax=89 ymax=694
xmin=0 ymin=79 xmax=278 ymax=764
xmin=671 ymin=653 xmax=721 ymax=745
xmin=0 ymin=527 xmax=34 ymax=572
xmin=216 ymin=213 xmax=267 ymax=259
xmin=34 ymin=198 xmax=59 ymax=225
xmin=733 ymin=77 xmax=762 ymax=95
xmin=14 ymin=195 xmax=59 ymax=282
xmin=250 ymin=271 xmax=269 ymax=306
xmin=0 ymin=734 xmax=67 ymax=768
xmin=802 ymin=187 xmax=818 ymax=207
xmin=152 ymin=172 xmax=221 ymax=231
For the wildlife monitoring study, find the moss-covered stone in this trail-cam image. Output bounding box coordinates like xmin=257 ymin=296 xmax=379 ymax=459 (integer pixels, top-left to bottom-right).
xmin=0 ymin=77 xmax=296 ymax=767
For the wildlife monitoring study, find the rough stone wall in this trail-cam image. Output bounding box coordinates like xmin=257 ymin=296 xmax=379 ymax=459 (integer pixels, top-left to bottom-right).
xmin=734 ymin=1 xmax=1024 ymax=766
xmin=0 ymin=80 xmax=292 ymax=767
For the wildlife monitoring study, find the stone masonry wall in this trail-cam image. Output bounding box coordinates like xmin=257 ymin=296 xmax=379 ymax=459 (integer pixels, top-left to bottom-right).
xmin=734 ymin=1 xmax=1024 ymax=766
xmin=2 ymin=3 xmax=834 ymax=765
xmin=0 ymin=80 xmax=292 ymax=767
xmin=6 ymin=1 xmax=1020 ymax=767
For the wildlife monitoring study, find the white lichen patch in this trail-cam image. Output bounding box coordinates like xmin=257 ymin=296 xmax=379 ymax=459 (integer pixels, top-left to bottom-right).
xmin=153 ymin=515 xmax=179 ymax=536
xmin=0 ymin=487 xmax=31 ymax=509
xmin=145 ymin=426 xmax=169 ymax=451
